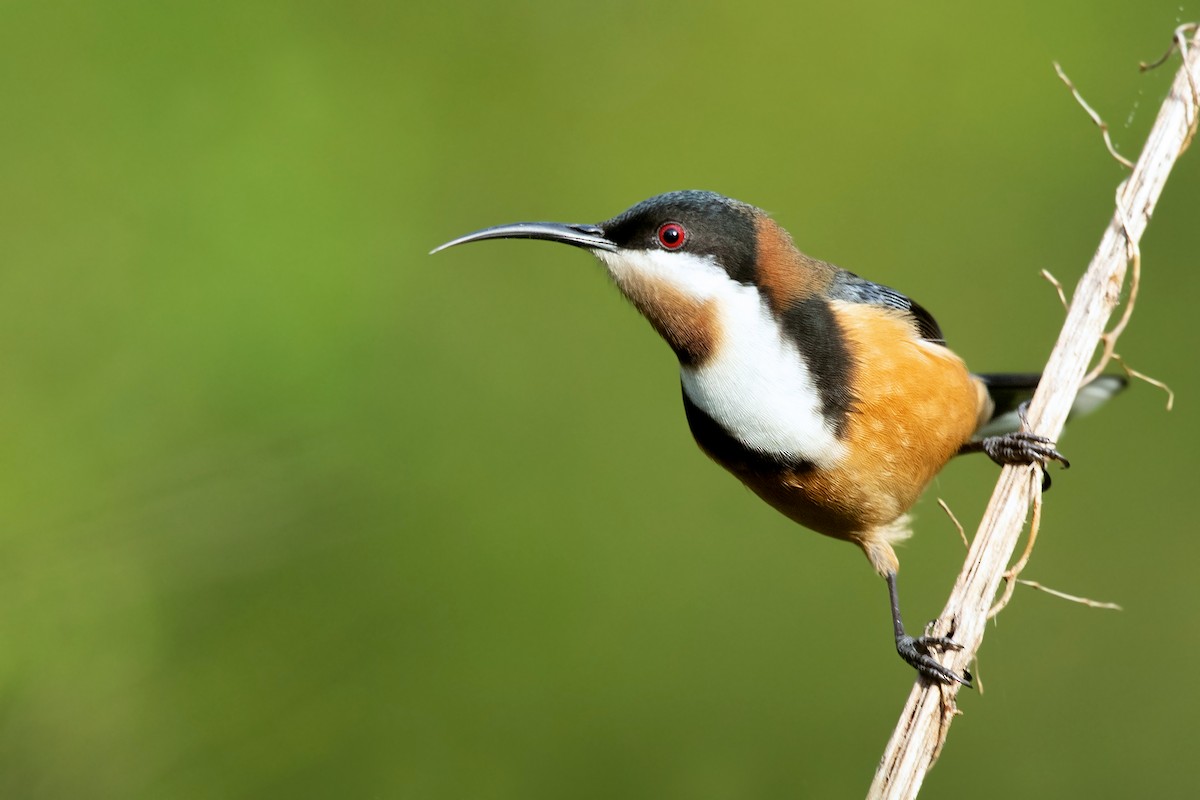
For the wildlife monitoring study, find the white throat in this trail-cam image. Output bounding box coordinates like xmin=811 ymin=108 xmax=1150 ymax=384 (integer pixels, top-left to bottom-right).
xmin=596 ymin=248 xmax=846 ymax=468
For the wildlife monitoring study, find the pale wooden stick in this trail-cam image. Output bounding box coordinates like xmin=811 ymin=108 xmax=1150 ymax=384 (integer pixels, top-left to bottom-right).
xmin=867 ymin=28 xmax=1200 ymax=800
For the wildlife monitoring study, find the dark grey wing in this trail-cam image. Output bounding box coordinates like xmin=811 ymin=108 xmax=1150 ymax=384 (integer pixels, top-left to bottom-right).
xmin=827 ymin=271 xmax=946 ymax=345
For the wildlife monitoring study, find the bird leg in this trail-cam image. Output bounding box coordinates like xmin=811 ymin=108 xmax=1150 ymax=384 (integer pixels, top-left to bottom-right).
xmin=887 ymin=571 xmax=972 ymax=687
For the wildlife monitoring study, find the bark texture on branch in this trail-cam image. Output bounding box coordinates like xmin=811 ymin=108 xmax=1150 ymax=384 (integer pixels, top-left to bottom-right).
xmin=867 ymin=27 xmax=1200 ymax=800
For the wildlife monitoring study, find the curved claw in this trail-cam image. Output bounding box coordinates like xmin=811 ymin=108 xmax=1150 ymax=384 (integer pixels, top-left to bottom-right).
xmin=981 ymin=431 xmax=1070 ymax=470
xmin=896 ymin=635 xmax=973 ymax=687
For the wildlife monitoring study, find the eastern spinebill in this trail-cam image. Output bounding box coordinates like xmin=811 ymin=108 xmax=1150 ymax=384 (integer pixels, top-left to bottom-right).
xmin=432 ymin=190 xmax=1123 ymax=686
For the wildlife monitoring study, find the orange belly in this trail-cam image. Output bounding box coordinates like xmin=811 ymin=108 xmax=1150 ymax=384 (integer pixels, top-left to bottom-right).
xmin=733 ymin=301 xmax=988 ymax=542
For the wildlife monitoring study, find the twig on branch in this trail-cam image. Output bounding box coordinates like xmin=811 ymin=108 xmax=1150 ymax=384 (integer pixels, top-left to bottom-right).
xmin=935 ymin=498 xmax=969 ymax=550
xmin=1112 ymin=353 xmax=1176 ymax=410
xmin=1141 ymin=24 xmax=1200 ymax=154
xmin=867 ymin=27 xmax=1199 ymax=800
xmin=986 ymin=468 xmax=1123 ymax=617
xmin=1040 ymin=269 xmax=1070 ymax=310
xmin=987 ymin=467 xmax=1043 ymax=619
xmin=1139 ymin=23 xmax=1197 ymax=71
xmin=1054 ymin=61 xmax=1136 ymax=169
xmin=1014 ymin=579 xmax=1124 ymax=611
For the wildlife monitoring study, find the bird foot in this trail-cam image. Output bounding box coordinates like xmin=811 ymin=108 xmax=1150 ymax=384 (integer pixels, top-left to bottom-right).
xmin=895 ymin=633 xmax=973 ymax=687
xmin=980 ymin=431 xmax=1069 ymax=469
xmin=979 ymin=431 xmax=1069 ymax=490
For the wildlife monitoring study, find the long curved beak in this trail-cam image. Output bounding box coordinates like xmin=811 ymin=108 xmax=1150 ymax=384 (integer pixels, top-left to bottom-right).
xmin=430 ymin=222 xmax=617 ymax=255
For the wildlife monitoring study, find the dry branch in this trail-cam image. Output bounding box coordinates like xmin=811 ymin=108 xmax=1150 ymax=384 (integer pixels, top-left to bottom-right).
xmin=867 ymin=27 xmax=1200 ymax=800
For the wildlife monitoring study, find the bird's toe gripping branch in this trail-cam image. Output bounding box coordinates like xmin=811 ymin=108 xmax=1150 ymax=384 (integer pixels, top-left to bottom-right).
xmin=960 ymin=398 xmax=1071 ymax=489
xmin=895 ymin=633 xmax=972 ymax=687
xmin=977 ymin=431 xmax=1070 ymax=491
xmin=979 ymin=431 xmax=1070 ymax=470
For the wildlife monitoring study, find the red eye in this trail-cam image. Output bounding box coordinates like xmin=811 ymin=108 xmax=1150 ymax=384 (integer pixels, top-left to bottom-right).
xmin=657 ymin=222 xmax=686 ymax=250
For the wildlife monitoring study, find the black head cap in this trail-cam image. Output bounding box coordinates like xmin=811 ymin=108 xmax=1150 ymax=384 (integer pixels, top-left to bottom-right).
xmin=599 ymin=190 xmax=762 ymax=286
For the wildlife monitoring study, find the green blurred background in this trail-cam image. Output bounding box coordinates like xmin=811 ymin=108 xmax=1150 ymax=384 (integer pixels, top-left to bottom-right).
xmin=2 ymin=1 xmax=1198 ymax=797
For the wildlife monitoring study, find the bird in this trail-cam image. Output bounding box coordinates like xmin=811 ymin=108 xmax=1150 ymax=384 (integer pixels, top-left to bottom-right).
xmin=432 ymin=189 xmax=1124 ymax=686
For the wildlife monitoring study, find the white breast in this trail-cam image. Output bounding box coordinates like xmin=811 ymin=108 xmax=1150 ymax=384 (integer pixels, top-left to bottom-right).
xmin=680 ymin=281 xmax=846 ymax=467
xmin=595 ymin=247 xmax=846 ymax=468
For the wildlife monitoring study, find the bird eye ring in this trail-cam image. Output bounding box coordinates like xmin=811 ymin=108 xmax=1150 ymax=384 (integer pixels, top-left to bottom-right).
xmin=657 ymin=222 xmax=686 ymax=250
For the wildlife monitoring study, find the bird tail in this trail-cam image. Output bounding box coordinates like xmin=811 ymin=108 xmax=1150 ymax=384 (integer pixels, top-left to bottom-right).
xmin=974 ymin=373 xmax=1127 ymax=439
